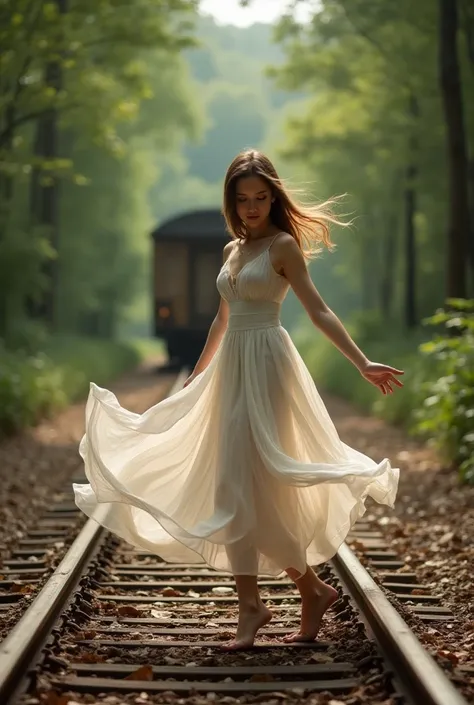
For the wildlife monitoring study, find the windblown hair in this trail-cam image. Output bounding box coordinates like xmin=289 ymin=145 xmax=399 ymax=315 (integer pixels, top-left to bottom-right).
xmin=223 ymin=149 xmax=347 ymax=258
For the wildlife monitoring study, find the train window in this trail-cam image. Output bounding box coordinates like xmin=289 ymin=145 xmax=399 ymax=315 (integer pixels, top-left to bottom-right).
xmin=194 ymin=251 xmax=220 ymax=316
xmin=154 ymin=244 xmax=189 ymax=326
xmin=156 ymin=245 xmax=186 ymax=297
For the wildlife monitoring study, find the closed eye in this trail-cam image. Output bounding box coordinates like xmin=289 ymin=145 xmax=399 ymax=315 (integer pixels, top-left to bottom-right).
xmin=237 ymin=196 xmax=267 ymax=202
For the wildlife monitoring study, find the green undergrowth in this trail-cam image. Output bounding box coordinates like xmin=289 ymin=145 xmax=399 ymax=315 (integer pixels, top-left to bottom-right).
xmin=412 ymin=300 xmax=474 ymax=484
xmin=0 ymin=336 xmax=163 ymax=437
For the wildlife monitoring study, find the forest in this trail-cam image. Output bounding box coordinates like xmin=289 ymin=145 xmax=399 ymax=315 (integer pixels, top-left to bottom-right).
xmin=0 ymin=0 xmax=473 ymax=482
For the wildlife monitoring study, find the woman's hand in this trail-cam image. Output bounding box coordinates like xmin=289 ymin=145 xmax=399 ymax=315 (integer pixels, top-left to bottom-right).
xmin=359 ymin=361 xmax=405 ymax=395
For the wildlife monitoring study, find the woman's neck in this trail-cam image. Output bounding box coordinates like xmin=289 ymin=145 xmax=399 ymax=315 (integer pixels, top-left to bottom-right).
xmin=245 ymin=222 xmax=277 ymax=241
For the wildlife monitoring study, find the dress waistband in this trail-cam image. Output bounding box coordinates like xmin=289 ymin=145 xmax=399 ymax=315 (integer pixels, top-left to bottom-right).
xmin=227 ymin=301 xmax=281 ymax=331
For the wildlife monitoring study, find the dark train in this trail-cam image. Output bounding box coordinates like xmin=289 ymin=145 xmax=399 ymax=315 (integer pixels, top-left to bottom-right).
xmin=151 ymin=209 xmax=228 ymax=366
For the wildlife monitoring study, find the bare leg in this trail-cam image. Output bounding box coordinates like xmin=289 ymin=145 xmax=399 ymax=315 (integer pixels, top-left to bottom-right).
xmin=220 ymin=575 xmax=273 ymax=651
xmin=282 ymin=564 xmax=338 ymax=643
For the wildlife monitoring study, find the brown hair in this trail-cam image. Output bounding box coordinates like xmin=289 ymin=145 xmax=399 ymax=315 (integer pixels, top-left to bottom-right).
xmin=223 ymin=149 xmax=347 ymax=258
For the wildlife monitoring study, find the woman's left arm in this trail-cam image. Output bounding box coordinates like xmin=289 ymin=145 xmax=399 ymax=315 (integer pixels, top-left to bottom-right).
xmin=273 ymin=234 xmax=404 ymax=395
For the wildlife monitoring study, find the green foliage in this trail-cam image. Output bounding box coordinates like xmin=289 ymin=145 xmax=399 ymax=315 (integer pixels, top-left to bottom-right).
xmin=413 ymin=299 xmax=474 ymax=484
xmin=267 ymin=0 xmax=473 ymax=326
xmin=0 ymin=0 xmax=198 ymax=152
xmin=0 ymin=347 xmax=66 ymax=435
xmin=43 ymin=335 xmax=156 ymax=399
xmin=0 ymin=0 xmax=202 ymax=343
xmin=0 ymin=335 xmax=161 ymax=436
xmin=2 ymin=9 xmax=311 ymax=348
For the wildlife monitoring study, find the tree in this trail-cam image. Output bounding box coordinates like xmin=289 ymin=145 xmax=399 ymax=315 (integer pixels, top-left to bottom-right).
xmin=439 ymin=0 xmax=471 ymax=299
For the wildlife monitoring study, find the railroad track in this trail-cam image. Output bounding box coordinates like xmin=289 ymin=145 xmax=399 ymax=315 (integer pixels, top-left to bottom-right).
xmin=0 ymin=370 xmax=469 ymax=705
xmin=0 ymin=368 xmax=178 ymax=640
xmin=0 ymin=478 xmax=88 ymax=632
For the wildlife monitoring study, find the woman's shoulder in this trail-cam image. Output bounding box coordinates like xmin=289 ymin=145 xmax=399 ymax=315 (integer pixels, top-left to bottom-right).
xmin=273 ymin=230 xmax=292 ymax=243
xmin=272 ymin=231 xmax=300 ymax=253
xmin=223 ymin=240 xmax=235 ymax=261
xmin=271 ymin=232 xmax=307 ymax=269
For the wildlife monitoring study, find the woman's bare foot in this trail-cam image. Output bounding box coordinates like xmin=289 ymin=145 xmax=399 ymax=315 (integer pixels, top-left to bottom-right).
xmin=220 ymin=602 xmax=273 ymax=651
xmin=282 ymin=583 xmax=338 ymax=643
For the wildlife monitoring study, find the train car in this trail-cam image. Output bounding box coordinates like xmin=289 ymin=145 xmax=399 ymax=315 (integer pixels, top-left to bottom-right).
xmin=151 ymin=209 xmax=228 ymax=366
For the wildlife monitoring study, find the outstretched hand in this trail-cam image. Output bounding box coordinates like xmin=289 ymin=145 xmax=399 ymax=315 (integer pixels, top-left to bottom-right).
xmin=359 ymin=361 xmax=404 ymax=395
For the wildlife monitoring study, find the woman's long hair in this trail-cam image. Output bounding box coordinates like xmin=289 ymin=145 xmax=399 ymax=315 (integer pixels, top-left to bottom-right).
xmin=223 ymin=149 xmax=347 ymax=258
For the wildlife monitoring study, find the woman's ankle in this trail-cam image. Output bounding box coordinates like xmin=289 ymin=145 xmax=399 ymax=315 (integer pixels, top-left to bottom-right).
xmin=294 ymin=566 xmax=329 ymax=596
xmin=238 ymin=596 xmax=265 ymax=612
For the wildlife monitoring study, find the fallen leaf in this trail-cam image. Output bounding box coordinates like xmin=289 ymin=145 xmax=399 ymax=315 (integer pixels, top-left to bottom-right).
xmin=437 ymin=650 xmax=459 ymax=665
xmin=43 ymin=694 xmax=70 ymax=705
xmin=78 ymin=651 xmax=105 ymax=663
xmin=124 ymin=665 xmax=154 ymax=681
xmin=117 ymin=605 xmax=141 ymax=617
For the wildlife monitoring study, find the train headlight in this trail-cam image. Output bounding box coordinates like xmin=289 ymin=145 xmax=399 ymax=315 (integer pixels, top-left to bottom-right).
xmin=158 ymin=306 xmax=171 ymax=319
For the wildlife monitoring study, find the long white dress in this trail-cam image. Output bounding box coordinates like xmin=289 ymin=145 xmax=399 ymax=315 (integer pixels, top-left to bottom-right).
xmin=73 ymin=236 xmax=399 ymax=577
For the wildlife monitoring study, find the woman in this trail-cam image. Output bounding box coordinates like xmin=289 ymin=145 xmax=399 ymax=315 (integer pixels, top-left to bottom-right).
xmin=74 ymin=149 xmax=403 ymax=652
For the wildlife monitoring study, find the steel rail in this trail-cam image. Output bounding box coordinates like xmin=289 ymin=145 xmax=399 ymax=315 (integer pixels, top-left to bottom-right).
xmin=331 ymin=542 xmax=467 ymax=705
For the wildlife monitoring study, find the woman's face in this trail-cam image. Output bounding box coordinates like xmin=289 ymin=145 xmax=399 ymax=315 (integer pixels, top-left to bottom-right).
xmin=235 ymin=175 xmax=272 ymax=232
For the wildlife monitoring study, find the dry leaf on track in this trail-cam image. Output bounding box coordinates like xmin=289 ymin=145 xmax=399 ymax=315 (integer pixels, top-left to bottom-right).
xmin=124 ymin=664 xmax=154 ymax=681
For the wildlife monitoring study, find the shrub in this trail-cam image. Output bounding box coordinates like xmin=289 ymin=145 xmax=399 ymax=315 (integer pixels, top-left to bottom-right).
xmin=0 ymin=348 xmax=67 ymax=435
xmin=413 ymin=299 xmax=474 ymax=484
xmin=0 ymin=336 xmax=161 ymax=436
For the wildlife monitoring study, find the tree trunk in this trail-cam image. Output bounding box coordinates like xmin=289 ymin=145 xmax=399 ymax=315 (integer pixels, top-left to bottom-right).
xmin=28 ymin=73 xmax=60 ymax=326
xmin=404 ymin=166 xmax=417 ymax=328
xmin=460 ymin=0 xmax=474 ymax=66
xmin=0 ymin=106 xmax=15 ymax=338
xmin=404 ymin=94 xmax=419 ymax=329
xmin=469 ymin=159 xmax=474 ymax=291
xmin=461 ymin=1 xmax=474 ymax=289
xmin=439 ymin=0 xmax=470 ymax=299
xmin=28 ymin=0 xmax=67 ymax=328
xmin=359 ymin=207 xmax=376 ymax=311
xmin=380 ymin=210 xmax=397 ymax=320
xmin=0 ymin=1 xmax=44 ymax=335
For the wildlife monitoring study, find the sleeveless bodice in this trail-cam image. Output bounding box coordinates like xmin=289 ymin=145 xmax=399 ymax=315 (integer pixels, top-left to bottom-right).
xmin=216 ymin=246 xmax=289 ymax=305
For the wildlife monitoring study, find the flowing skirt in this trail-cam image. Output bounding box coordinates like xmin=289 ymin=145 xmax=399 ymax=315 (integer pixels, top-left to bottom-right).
xmin=73 ymin=324 xmax=399 ymax=577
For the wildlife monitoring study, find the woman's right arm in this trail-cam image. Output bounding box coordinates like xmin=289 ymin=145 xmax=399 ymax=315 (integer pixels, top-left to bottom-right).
xmin=271 ymin=234 xmax=404 ymax=395
xmin=183 ymin=244 xmax=232 ymax=386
